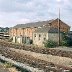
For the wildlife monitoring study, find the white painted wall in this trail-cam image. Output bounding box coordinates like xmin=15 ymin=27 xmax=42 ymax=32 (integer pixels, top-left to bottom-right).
xmin=33 ymin=33 xmax=48 ymax=46
xmin=33 ymin=32 xmax=62 ymax=47
xmin=17 ymin=37 xmax=22 ymax=44
xmin=13 ymin=36 xmax=16 ymax=43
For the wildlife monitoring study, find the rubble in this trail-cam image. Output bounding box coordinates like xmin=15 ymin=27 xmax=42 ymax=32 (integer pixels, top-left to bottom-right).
xmin=0 ymin=40 xmax=72 ymax=71
xmin=0 ymin=40 xmax=72 ymax=59
xmin=0 ymin=47 xmax=72 ymax=72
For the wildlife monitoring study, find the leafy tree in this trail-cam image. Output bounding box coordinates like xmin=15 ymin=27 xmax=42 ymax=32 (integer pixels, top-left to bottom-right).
xmin=1 ymin=28 xmax=4 ymax=32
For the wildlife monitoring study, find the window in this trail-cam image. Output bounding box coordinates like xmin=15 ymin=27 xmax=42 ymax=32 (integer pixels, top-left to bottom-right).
xmin=39 ymin=34 xmax=41 ymax=40
xmin=44 ymin=38 xmax=46 ymax=40
xmin=34 ymin=34 xmax=36 ymax=37
xmin=44 ymin=34 xmax=46 ymax=40
xmin=34 ymin=34 xmax=36 ymax=40
xmin=34 ymin=27 xmax=37 ymax=28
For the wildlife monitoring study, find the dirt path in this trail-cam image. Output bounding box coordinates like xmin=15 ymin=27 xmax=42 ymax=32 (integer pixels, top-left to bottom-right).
xmin=10 ymin=48 xmax=72 ymax=68
xmin=51 ymin=46 xmax=72 ymax=52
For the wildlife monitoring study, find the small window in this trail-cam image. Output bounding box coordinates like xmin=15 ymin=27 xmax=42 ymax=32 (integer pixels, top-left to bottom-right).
xmin=39 ymin=34 xmax=41 ymax=37
xmin=43 ymin=34 xmax=46 ymax=40
xmin=44 ymin=38 xmax=46 ymax=40
xmin=39 ymin=34 xmax=41 ymax=40
xmin=34 ymin=34 xmax=36 ymax=40
xmin=34 ymin=34 xmax=36 ymax=37
xmin=34 ymin=27 xmax=37 ymax=28
xmin=27 ymin=37 xmax=29 ymax=39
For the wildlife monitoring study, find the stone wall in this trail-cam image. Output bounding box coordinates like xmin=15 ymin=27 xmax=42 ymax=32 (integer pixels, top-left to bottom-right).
xmin=33 ymin=33 xmax=48 ymax=46
xmin=48 ymin=33 xmax=62 ymax=42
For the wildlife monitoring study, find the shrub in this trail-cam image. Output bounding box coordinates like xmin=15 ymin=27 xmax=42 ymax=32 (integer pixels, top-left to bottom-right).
xmin=4 ymin=62 xmax=13 ymax=68
xmin=44 ymin=40 xmax=58 ymax=48
xmin=60 ymin=40 xmax=68 ymax=46
xmin=60 ymin=32 xmax=72 ymax=47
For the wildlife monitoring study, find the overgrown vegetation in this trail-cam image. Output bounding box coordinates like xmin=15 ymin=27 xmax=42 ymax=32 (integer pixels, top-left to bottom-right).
xmin=0 ymin=27 xmax=9 ymax=32
xmin=44 ymin=40 xmax=58 ymax=48
xmin=4 ymin=62 xmax=13 ymax=68
xmin=60 ymin=32 xmax=72 ymax=47
xmin=44 ymin=32 xmax=72 ymax=48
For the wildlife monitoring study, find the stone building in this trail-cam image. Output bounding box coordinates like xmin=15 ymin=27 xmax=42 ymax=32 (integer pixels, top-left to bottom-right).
xmin=33 ymin=27 xmax=62 ymax=46
xmin=9 ymin=18 xmax=70 ymax=44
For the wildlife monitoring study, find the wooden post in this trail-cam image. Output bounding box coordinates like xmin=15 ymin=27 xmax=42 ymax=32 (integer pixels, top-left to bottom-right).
xmin=58 ymin=8 xmax=60 ymax=46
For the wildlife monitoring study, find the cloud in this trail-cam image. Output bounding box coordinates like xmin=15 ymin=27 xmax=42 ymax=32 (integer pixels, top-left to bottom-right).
xmin=16 ymin=18 xmax=31 ymax=24
xmin=0 ymin=0 xmax=71 ymax=30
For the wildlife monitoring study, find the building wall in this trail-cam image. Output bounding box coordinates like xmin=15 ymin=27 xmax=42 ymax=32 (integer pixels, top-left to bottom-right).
xmin=33 ymin=33 xmax=48 ymax=46
xmin=13 ymin=36 xmax=16 ymax=43
xmin=16 ymin=36 xmax=23 ymax=44
xmin=13 ymin=36 xmax=23 ymax=44
xmin=51 ymin=19 xmax=70 ymax=32
xmin=9 ymin=28 xmax=13 ymax=37
xmin=48 ymin=33 xmax=62 ymax=42
xmin=33 ymin=32 xmax=62 ymax=47
xmin=10 ymin=27 xmax=36 ymax=39
xmin=10 ymin=27 xmax=36 ymax=43
xmin=23 ymin=28 xmax=35 ymax=39
xmin=9 ymin=19 xmax=70 ymax=44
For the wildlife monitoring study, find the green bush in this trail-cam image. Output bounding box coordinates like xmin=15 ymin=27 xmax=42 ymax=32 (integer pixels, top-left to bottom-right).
xmin=60 ymin=38 xmax=72 ymax=46
xmin=4 ymin=62 xmax=13 ymax=68
xmin=44 ymin=40 xmax=58 ymax=48
xmin=60 ymin=40 xmax=68 ymax=46
xmin=60 ymin=32 xmax=72 ymax=47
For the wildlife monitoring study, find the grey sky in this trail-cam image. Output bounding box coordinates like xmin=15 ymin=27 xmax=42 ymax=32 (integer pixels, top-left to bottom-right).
xmin=0 ymin=0 xmax=72 ymax=30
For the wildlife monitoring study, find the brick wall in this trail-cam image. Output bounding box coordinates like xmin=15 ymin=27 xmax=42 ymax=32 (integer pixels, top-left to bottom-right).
xmin=10 ymin=28 xmax=36 ymax=39
xmin=51 ymin=19 xmax=70 ymax=32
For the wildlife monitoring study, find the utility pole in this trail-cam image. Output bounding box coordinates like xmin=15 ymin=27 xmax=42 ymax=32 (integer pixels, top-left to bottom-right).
xmin=58 ymin=8 xmax=60 ymax=46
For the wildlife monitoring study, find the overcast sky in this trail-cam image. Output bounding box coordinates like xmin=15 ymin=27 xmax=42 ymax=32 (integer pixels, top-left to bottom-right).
xmin=0 ymin=0 xmax=72 ymax=30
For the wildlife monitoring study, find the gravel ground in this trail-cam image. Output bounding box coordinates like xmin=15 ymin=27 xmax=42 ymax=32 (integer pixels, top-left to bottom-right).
xmin=10 ymin=48 xmax=72 ymax=68
xmin=8 ymin=68 xmax=19 ymax=72
xmin=0 ymin=40 xmax=72 ymax=59
xmin=0 ymin=47 xmax=72 ymax=71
